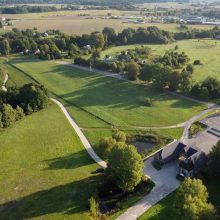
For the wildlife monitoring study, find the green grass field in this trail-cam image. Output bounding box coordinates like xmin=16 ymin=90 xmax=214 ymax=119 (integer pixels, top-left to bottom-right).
xmin=0 ymin=102 xmax=101 ymax=220
xmin=10 ymin=58 xmax=205 ymax=128
xmin=101 ymin=39 xmax=220 ymax=82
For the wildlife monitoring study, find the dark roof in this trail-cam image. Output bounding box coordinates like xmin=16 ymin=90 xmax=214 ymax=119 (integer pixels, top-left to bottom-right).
xmin=179 ymin=150 xmax=207 ymax=172
xmin=161 ymin=141 xmax=186 ymax=160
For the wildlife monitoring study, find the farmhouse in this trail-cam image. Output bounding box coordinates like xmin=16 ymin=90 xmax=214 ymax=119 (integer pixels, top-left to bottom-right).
xmin=154 ymin=141 xmax=208 ymax=177
xmin=155 ymin=114 xmax=220 ymax=177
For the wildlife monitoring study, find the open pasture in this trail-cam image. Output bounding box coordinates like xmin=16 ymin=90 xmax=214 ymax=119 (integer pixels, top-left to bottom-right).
xmin=10 ymin=58 xmax=204 ymax=128
xmin=101 ymin=39 xmax=220 ymax=82
xmin=0 ymin=102 xmax=100 ymax=220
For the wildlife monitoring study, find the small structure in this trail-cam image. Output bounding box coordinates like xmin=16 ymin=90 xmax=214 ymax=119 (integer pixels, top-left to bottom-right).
xmin=154 ymin=141 xmax=186 ymax=165
xmin=179 ymin=145 xmax=207 ymax=177
xmin=216 ymin=35 xmax=220 ymax=40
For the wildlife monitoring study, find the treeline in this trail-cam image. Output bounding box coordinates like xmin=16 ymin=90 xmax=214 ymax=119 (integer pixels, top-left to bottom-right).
xmin=0 ymin=27 xmax=173 ymax=59
xmin=0 ymin=0 xmax=171 ymax=7
xmin=0 ymin=5 xmax=57 ymax=14
xmin=0 ymin=81 xmax=49 ymax=128
xmin=1 ymin=26 xmax=220 ymax=59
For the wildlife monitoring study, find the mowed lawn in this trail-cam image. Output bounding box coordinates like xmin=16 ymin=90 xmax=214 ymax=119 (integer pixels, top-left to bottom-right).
xmin=101 ymin=39 xmax=220 ymax=82
xmin=0 ymin=103 xmax=100 ymax=220
xmin=11 ymin=59 xmax=205 ymax=127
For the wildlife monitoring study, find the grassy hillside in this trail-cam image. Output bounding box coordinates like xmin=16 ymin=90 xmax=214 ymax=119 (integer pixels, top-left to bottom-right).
xmin=0 ymin=103 xmax=100 ymax=220
xmin=101 ymin=39 xmax=220 ymax=82
xmin=10 ymin=59 xmax=205 ymax=128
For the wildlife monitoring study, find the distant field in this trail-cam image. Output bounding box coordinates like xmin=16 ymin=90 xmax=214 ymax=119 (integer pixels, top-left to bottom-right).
xmin=10 ymin=58 xmax=205 ymax=128
xmin=101 ymin=39 xmax=220 ymax=82
xmin=0 ymin=9 xmax=215 ymax=35
xmin=0 ymin=102 xmax=100 ymax=220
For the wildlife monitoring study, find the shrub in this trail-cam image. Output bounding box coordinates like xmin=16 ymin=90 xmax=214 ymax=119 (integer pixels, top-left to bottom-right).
xmin=194 ymin=59 xmax=201 ymax=65
xmin=144 ymin=98 xmax=153 ymax=106
xmin=15 ymin=105 xmax=25 ymax=120
xmin=0 ymin=103 xmax=17 ymax=127
xmin=112 ymin=129 xmax=126 ymax=142
xmin=98 ymin=137 xmax=116 ymax=159
xmin=89 ymin=196 xmax=99 ymax=218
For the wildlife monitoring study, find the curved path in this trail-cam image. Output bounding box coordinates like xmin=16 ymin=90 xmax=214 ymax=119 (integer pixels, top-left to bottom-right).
xmin=1 ymin=74 xmax=8 ymax=92
xmin=50 ymin=98 xmax=107 ymax=168
xmin=2 ymin=74 xmax=107 ymax=168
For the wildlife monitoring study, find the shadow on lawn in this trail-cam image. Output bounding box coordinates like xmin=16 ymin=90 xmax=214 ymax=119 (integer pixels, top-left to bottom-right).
xmin=48 ymin=65 xmax=202 ymax=110
xmin=0 ymin=175 xmax=101 ymax=220
xmin=43 ymin=149 xmax=93 ymax=170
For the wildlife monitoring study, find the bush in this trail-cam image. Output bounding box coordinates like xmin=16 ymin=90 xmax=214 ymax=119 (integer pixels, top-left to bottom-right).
xmin=89 ymin=196 xmax=99 ymax=218
xmin=98 ymin=137 xmax=116 ymax=159
xmin=194 ymin=59 xmax=201 ymax=65
xmin=144 ymin=98 xmax=153 ymax=106
xmin=0 ymin=104 xmax=17 ymax=127
xmin=112 ymin=129 xmax=126 ymax=142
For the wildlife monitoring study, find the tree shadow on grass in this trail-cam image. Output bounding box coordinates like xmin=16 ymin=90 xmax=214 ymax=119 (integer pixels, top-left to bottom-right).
xmin=0 ymin=175 xmax=102 ymax=220
xmin=42 ymin=149 xmax=94 ymax=170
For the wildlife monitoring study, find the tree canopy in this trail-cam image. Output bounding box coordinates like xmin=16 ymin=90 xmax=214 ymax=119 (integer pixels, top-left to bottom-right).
xmin=174 ymin=178 xmax=216 ymax=220
xmin=106 ymin=142 xmax=144 ymax=192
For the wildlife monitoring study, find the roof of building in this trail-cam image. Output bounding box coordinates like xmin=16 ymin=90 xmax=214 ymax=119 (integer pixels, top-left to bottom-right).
xmin=160 ymin=141 xmax=186 ymax=160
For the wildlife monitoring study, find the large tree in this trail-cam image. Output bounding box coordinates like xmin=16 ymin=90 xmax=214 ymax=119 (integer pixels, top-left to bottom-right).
xmin=90 ymin=32 xmax=105 ymax=49
xmin=106 ymin=143 xmax=144 ymax=192
xmin=126 ymin=62 xmax=140 ymax=81
xmin=174 ymin=178 xmax=216 ymax=220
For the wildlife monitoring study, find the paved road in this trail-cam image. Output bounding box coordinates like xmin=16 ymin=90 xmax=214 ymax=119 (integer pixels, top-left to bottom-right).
xmin=1 ymin=74 xmax=8 ymax=92
xmin=181 ymin=105 xmax=220 ymax=141
xmin=50 ymin=98 xmax=107 ymax=168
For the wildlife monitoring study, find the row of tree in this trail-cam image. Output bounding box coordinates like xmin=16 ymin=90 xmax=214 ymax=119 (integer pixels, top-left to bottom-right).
xmin=1 ymin=26 xmax=220 ymax=58
xmin=0 ymin=5 xmax=57 ymax=14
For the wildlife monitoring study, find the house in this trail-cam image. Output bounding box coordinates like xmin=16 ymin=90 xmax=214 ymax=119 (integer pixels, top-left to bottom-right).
xmin=154 ymin=141 xmax=208 ymax=177
xmin=154 ymin=141 xmax=186 ymax=165
xmin=178 ymin=145 xmax=208 ymax=177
